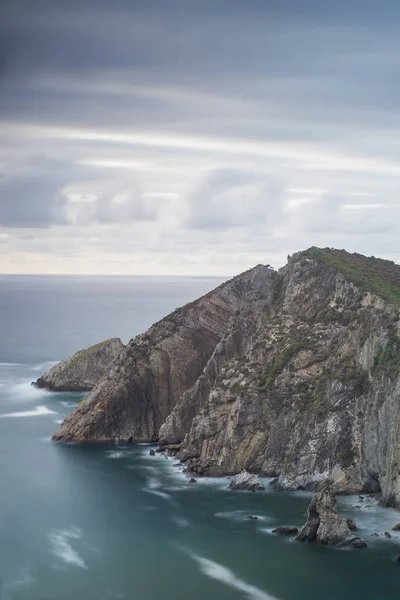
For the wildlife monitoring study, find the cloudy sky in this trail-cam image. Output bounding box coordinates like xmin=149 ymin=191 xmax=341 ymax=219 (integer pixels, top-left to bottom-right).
xmin=1 ymin=0 xmax=400 ymax=275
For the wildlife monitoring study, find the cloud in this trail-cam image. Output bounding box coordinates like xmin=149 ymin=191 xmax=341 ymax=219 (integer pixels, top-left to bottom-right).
xmin=185 ymin=170 xmax=283 ymax=230
xmin=1 ymin=1 xmax=400 ymax=273
xmin=0 ymin=157 xmax=70 ymax=227
xmin=66 ymin=185 xmax=161 ymax=226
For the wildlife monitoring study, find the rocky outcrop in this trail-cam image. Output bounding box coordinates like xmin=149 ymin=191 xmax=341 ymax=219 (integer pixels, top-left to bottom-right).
xmin=52 ymin=248 xmax=400 ymax=507
xmin=272 ymin=526 xmax=298 ymax=535
xmin=34 ymin=338 xmax=124 ymax=391
xmin=53 ymin=265 xmax=275 ymax=442
xmin=296 ymin=488 xmax=367 ymax=548
xmin=228 ymin=470 xmax=265 ymax=491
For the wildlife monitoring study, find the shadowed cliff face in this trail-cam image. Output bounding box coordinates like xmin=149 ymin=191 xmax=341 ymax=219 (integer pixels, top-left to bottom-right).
xmin=52 ymin=249 xmax=400 ymax=506
xmin=52 ymin=265 xmax=277 ymax=443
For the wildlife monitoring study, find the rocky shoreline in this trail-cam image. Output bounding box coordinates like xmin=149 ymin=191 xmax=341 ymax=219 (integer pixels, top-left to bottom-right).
xmin=41 ymin=248 xmax=400 ymax=508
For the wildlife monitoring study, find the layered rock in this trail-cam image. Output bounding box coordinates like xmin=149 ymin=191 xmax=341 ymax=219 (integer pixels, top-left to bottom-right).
xmin=34 ymin=338 xmax=124 ymax=391
xmin=296 ymin=488 xmax=367 ymax=548
xmin=52 ymin=248 xmax=400 ymax=507
xmin=53 ymin=265 xmax=276 ymax=442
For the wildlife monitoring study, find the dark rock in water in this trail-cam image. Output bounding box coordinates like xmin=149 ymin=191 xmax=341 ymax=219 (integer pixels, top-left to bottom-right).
xmin=384 ymin=531 xmax=392 ymax=538
xmin=173 ymin=463 xmax=181 ymax=467
xmin=155 ymin=447 xmax=166 ymax=453
xmin=188 ymin=478 xmax=197 ymax=484
xmin=296 ymin=488 xmax=367 ymax=548
xmin=392 ymin=523 xmax=400 ymax=531
xmin=246 ymin=515 xmax=259 ymax=521
xmin=397 ymin=556 xmax=400 ymax=562
xmin=371 ymin=533 xmax=380 ymax=537
xmin=272 ymin=526 xmax=298 ymax=535
xmin=34 ymin=338 xmax=124 ymax=392
xmin=149 ymin=449 xmax=155 ymax=456
xmin=229 ymin=471 xmax=265 ymax=491
xmin=346 ymin=519 xmax=357 ymax=531
xmin=164 ymin=454 xmax=168 ymax=460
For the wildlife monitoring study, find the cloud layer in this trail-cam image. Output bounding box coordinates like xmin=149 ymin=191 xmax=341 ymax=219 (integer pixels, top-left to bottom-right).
xmin=1 ymin=0 xmax=400 ymax=274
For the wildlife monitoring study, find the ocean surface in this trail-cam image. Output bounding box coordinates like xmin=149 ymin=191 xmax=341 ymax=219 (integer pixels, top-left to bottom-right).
xmin=0 ymin=274 xmax=400 ymax=600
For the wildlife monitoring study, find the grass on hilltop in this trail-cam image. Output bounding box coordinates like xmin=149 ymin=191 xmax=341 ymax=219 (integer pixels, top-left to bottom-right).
xmin=301 ymin=247 xmax=400 ymax=307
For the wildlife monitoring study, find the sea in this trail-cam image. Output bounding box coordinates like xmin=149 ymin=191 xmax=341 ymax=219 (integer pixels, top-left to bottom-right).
xmin=0 ymin=274 xmax=399 ymax=600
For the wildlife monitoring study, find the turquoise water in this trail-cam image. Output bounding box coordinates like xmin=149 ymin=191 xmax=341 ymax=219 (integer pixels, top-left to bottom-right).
xmin=1 ymin=276 xmax=400 ymax=600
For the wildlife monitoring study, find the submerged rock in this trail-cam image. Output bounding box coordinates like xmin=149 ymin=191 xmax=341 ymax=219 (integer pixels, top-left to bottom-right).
xmin=371 ymin=533 xmax=380 ymax=537
xmin=188 ymin=478 xmax=197 ymax=484
xmin=384 ymin=531 xmax=392 ymax=538
xmin=34 ymin=338 xmax=124 ymax=392
xmin=296 ymin=488 xmax=367 ymax=548
xmin=272 ymin=526 xmax=299 ymax=535
xmin=149 ymin=449 xmax=155 ymax=456
xmin=246 ymin=515 xmax=259 ymax=521
xmin=229 ymin=471 xmax=265 ymax=491
xmin=392 ymin=524 xmax=400 ymax=531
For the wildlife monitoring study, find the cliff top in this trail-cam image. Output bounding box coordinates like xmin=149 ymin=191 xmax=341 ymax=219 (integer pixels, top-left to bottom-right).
xmin=296 ymin=247 xmax=400 ymax=307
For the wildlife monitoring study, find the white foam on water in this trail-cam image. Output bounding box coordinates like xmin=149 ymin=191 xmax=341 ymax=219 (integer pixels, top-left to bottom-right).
xmin=7 ymin=566 xmax=33 ymax=589
xmin=171 ymin=516 xmax=190 ymax=528
xmin=143 ymin=475 xmax=175 ymax=504
xmin=7 ymin=380 xmax=54 ymax=402
xmin=55 ymin=418 xmax=64 ymax=424
xmin=61 ymin=401 xmax=79 ymax=408
xmin=187 ymin=551 xmax=279 ymax=600
xmin=338 ymin=495 xmax=400 ymax=541
xmin=48 ymin=527 xmax=87 ymax=569
xmin=0 ymin=405 xmax=57 ymax=418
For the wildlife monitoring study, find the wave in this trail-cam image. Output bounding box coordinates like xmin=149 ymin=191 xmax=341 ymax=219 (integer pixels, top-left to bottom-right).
xmin=48 ymin=527 xmax=87 ymax=569
xmin=1 ymin=380 xmax=54 ymax=402
xmin=186 ymin=551 xmax=279 ymax=600
xmin=0 ymin=405 xmax=57 ymax=418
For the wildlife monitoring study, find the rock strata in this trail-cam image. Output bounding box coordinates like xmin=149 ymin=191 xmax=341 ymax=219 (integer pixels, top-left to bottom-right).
xmin=34 ymin=338 xmax=124 ymax=392
xmin=51 ymin=248 xmax=400 ymax=507
xmin=228 ymin=470 xmax=265 ymax=491
xmin=296 ymin=488 xmax=367 ymax=548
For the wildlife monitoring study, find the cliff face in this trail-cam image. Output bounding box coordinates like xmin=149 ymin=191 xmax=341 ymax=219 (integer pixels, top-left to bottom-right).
xmin=34 ymin=338 xmax=124 ymax=391
xmin=52 ymin=248 xmax=400 ymax=507
xmin=53 ymin=265 xmax=276 ymax=442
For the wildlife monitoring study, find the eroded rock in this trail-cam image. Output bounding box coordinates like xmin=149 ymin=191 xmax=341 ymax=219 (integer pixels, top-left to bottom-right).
xmin=228 ymin=471 xmax=265 ymax=491
xmin=296 ymin=488 xmax=367 ymax=548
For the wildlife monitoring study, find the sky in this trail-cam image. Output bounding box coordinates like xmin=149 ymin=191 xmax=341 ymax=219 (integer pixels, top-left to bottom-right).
xmin=1 ymin=0 xmax=400 ymax=275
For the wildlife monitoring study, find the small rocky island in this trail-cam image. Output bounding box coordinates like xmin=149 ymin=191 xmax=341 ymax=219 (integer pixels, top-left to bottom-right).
xmin=43 ymin=248 xmax=400 ymax=510
xmin=296 ymin=488 xmax=367 ymax=548
xmin=34 ymin=338 xmax=124 ymax=391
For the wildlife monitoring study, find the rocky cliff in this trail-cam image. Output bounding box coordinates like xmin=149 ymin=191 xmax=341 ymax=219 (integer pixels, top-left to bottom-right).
xmin=52 ymin=248 xmax=400 ymax=507
xmin=34 ymin=338 xmax=124 ymax=391
xmin=53 ymin=265 xmax=276 ymax=442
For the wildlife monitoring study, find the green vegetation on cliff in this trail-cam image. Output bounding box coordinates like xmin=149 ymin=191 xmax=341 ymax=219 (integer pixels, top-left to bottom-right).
xmin=301 ymin=247 xmax=400 ymax=307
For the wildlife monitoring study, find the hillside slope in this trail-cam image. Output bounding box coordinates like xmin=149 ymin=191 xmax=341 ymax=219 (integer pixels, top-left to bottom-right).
xmin=53 ymin=248 xmax=400 ymax=506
